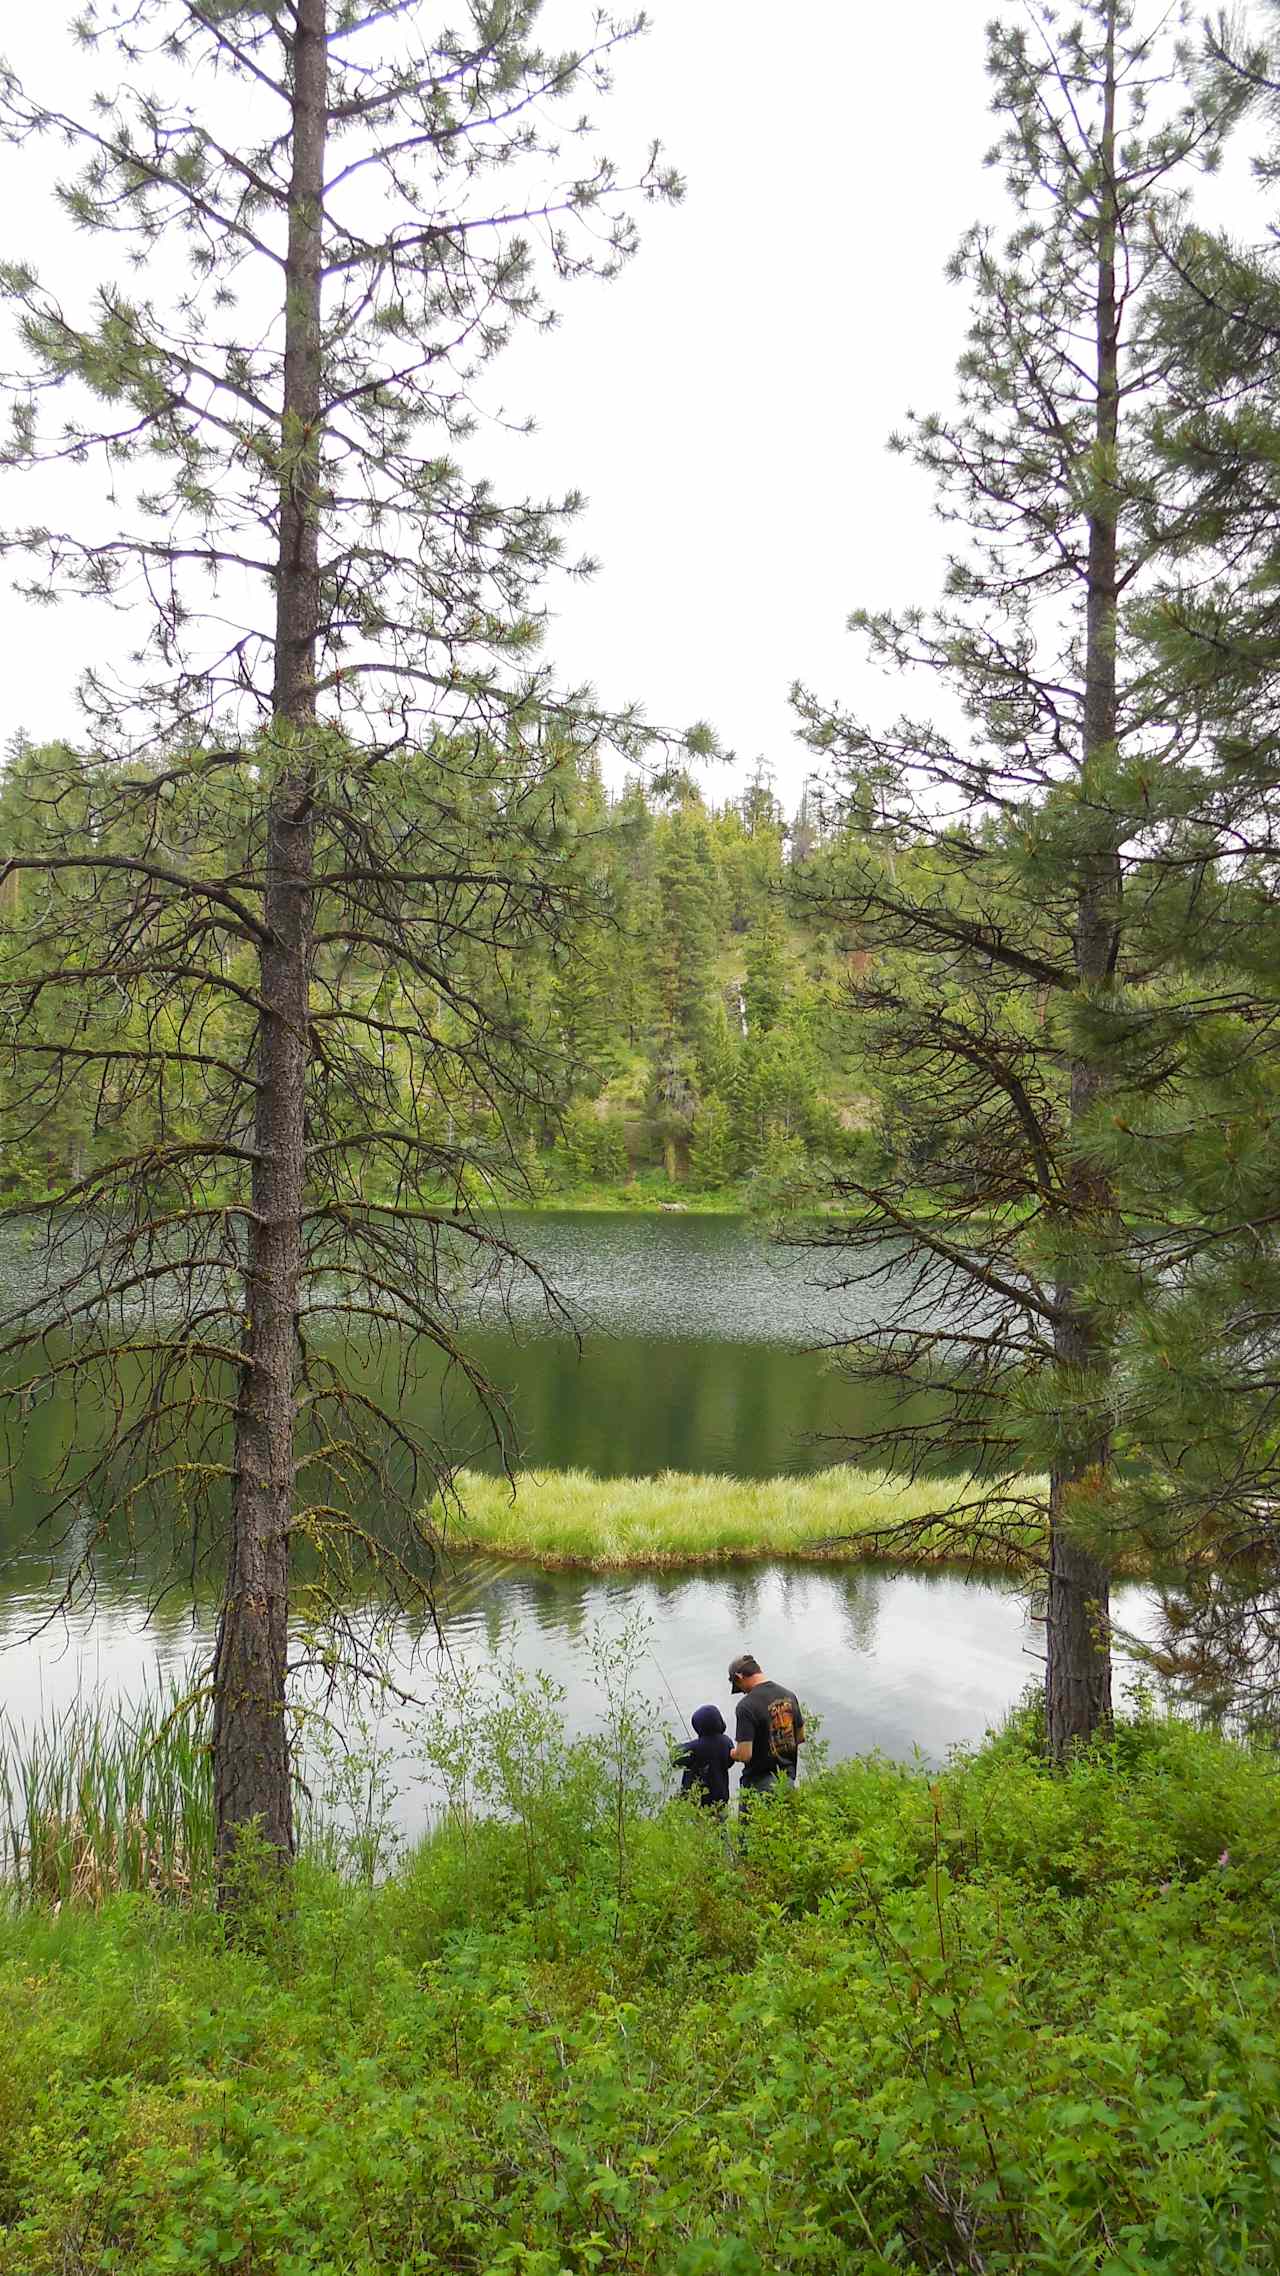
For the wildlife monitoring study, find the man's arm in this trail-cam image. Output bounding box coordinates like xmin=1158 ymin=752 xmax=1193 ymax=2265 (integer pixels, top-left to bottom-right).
xmin=730 ymin=1739 xmax=752 ymax=1763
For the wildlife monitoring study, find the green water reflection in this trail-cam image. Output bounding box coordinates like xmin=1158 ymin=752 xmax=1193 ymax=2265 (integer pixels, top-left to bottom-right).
xmin=0 ymin=1213 xmax=945 ymax=1554
xmin=454 ymin=1327 xmax=895 ymax=1476
xmin=0 ymin=1211 xmax=1149 ymax=1794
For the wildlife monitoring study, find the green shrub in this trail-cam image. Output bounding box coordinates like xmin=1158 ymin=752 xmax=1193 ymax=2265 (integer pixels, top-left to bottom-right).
xmin=2 ymin=1705 xmax=1279 ymax=2272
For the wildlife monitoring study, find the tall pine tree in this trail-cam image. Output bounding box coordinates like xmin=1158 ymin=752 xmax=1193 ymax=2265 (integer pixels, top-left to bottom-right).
xmin=1071 ymin=2 xmax=1280 ymax=1724
xmin=793 ymin=0 xmax=1236 ymax=1756
xmin=0 ymin=0 xmax=675 ymax=1889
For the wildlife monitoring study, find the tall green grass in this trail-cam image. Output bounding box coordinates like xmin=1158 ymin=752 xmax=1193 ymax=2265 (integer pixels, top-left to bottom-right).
xmin=437 ymin=1463 xmax=1050 ymax=1570
xmin=0 ymin=1679 xmax=214 ymax=1907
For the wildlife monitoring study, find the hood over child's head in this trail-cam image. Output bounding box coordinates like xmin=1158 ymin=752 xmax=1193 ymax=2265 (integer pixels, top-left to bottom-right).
xmin=691 ymin=1703 xmax=726 ymax=1737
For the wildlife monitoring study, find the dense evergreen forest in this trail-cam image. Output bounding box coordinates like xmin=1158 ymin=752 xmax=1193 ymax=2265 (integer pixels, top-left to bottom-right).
xmin=0 ymin=745 xmax=864 ymax=1207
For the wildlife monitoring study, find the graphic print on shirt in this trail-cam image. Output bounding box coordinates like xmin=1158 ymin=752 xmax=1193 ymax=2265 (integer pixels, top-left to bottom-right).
xmin=767 ymin=1694 xmax=798 ymax=1765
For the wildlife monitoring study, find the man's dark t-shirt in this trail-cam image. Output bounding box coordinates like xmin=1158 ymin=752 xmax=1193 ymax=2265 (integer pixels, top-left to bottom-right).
xmin=735 ymin=1681 xmax=804 ymax=1789
xmin=674 ymin=1731 xmax=733 ymax=1807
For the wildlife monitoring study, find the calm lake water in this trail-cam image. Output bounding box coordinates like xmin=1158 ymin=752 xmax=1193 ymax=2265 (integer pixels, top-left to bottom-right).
xmin=0 ymin=1211 xmax=1145 ymax=1816
xmin=1 ymin=1555 xmax=1160 ymax=1833
xmin=456 ymin=1210 xmax=954 ymax=1473
xmin=0 ymin=1208 xmax=950 ymax=1492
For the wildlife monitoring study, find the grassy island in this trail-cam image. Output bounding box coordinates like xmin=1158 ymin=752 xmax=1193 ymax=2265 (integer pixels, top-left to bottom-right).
xmin=439 ymin=1463 xmax=1050 ymax=1572
xmin=1 ymin=1707 xmax=1276 ymax=2274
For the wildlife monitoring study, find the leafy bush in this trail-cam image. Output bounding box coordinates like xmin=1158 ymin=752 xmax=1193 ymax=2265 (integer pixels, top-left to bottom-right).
xmin=2 ymin=1705 xmax=1279 ymax=2272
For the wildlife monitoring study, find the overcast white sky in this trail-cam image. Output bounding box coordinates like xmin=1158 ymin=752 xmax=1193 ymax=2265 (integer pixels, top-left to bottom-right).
xmin=482 ymin=0 xmax=1000 ymax=803
xmin=0 ymin=2 xmax=1267 ymax=808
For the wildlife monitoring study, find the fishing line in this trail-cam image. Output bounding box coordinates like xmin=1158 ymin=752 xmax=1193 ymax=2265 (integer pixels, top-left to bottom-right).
xmin=648 ymin=1648 xmax=690 ymax=1734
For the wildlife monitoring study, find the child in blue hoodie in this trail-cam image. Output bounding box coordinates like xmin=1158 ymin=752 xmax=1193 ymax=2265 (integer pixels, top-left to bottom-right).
xmin=673 ymin=1703 xmax=733 ymax=1809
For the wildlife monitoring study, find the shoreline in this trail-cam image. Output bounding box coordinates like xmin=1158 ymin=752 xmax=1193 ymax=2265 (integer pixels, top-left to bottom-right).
xmin=444 ymin=1537 xmax=1043 ymax=1574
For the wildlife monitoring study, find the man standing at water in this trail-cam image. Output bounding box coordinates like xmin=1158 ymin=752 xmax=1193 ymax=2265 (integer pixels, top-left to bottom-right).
xmin=728 ymin=1654 xmax=805 ymax=1798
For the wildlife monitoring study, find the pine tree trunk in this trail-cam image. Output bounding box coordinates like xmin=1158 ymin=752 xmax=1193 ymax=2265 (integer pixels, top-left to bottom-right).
xmin=212 ymin=0 xmax=328 ymax=1889
xmin=1046 ymin=1354 xmax=1113 ymax=1754
xmin=1046 ymin=1 xmax=1118 ymax=1762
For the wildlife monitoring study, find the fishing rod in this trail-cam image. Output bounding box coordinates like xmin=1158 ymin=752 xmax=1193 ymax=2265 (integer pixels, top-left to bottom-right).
xmin=648 ymin=1648 xmax=691 ymax=1735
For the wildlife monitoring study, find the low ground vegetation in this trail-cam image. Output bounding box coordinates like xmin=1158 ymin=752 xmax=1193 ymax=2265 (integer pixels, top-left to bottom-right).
xmin=1 ymin=1701 xmax=1277 ymax=2273
xmin=438 ymin=1465 xmax=1052 ymax=1570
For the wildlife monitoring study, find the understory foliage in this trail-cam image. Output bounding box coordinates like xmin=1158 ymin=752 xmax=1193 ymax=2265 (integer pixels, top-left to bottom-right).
xmin=1 ymin=1705 xmax=1277 ymax=2274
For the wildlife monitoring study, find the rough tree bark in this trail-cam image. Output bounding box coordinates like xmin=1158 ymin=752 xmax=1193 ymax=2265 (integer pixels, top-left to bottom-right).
xmin=211 ymin=0 xmax=328 ymax=1880
xmin=1046 ymin=2 xmax=1119 ymax=1760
